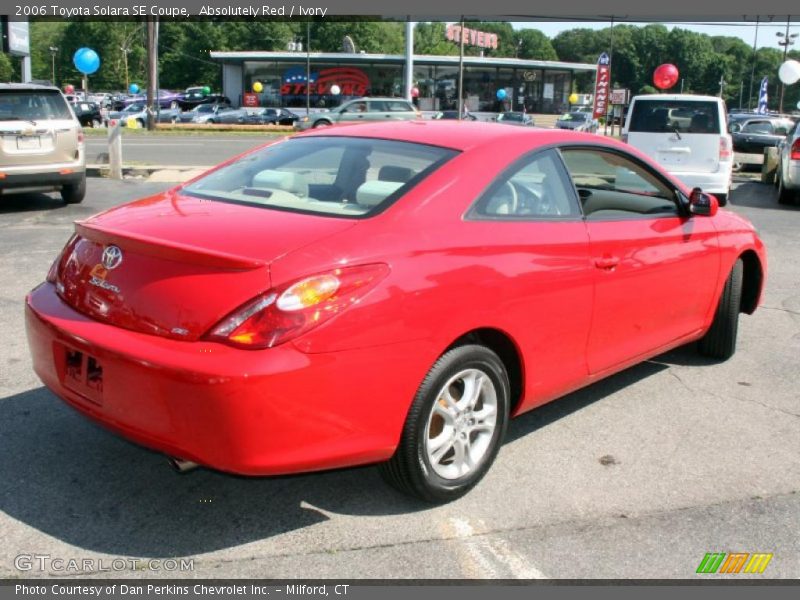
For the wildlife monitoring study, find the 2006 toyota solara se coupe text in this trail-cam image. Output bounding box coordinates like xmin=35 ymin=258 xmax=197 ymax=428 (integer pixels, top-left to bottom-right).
xmin=26 ymin=121 xmax=766 ymax=502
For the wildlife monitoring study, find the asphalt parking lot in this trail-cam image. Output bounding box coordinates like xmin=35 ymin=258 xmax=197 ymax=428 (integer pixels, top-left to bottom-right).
xmin=0 ymin=176 xmax=798 ymax=579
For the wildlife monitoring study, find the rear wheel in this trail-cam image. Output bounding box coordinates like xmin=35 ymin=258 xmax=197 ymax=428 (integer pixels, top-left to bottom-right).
xmin=698 ymin=259 xmax=743 ymax=360
xmin=60 ymin=175 xmax=86 ymax=204
xmin=380 ymin=344 xmax=509 ymax=503
xmin=313 ymin=120 xmax=332 ymax=128
xmin=91 ymin=118 xmax=101 ymax=128
xmin=715 ymin=192 xmax=728 ymax=207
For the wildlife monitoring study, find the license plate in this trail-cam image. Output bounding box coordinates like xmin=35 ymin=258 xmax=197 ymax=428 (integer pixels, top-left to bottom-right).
xmin=61 ymin=345 xmax=104 ymax=404
xmin=16 ymin=136 xmax=41 ymax=150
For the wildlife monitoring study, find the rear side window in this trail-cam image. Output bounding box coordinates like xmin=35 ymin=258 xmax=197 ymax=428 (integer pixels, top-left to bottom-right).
xmin=386 ymin=101 xmax=413 ymax=112
xmin=629 ymin=99 xmax=720 ymax=134
xmin=183 ymin=136 xmax=458 ymax=218
xmin=0 ymin=90 xmax=73 ymax=121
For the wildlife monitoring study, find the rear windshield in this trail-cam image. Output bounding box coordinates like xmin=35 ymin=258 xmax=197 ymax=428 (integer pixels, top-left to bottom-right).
xmin=499 ymin=113 xmax=523 ymax=122
xmin=0 ymin=90 xmax=73 ymax=121
xmin=182 ymin=136 xmax=458 ymax=218
xmin=629 ymin=99 xmax=720 ymax=134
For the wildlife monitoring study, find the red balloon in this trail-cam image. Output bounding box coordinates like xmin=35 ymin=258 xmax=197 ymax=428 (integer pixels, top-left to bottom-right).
xmin=653 ymin=64 xmax=679 ymax=90
xmin=411 ymin=87 xmax=420 ymax=98
xmin=64 ymin=84 xmax=75 ymax=94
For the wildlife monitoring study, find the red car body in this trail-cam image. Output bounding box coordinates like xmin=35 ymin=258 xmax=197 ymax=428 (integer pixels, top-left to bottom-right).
xmin=26 ymin=122 xmax=766 ymax=479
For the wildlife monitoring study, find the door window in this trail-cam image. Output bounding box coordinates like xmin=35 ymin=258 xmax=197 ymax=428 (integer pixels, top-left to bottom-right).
xmin=560 ymin=149 xmax=679 ymax=219
xmin=467 ymin=150 xmax=580 ymax=219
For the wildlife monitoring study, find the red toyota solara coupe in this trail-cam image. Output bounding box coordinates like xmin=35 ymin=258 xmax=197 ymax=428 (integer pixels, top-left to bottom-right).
xmin=26 ymin=121 xmax=766 ymax=502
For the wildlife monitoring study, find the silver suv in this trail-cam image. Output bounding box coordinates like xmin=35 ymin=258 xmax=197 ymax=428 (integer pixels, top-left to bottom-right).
xmin=0 ymin=83 xmax=86 ymax=204
xmin=296 ymin=97 xmax=420 ymax=130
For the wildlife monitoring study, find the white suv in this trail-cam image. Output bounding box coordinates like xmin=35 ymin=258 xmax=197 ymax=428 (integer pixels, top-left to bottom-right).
xmin=622 ymin=94 xmax=733 ymax=206
xmin=0 ymin=83 xmax=86 ymax=204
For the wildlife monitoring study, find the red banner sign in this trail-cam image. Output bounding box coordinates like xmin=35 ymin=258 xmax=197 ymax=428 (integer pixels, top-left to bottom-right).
xmin=592 ymin=53 xmax=611 ymax=120
xmin=242 ymin=92 xmax=259 ymax=107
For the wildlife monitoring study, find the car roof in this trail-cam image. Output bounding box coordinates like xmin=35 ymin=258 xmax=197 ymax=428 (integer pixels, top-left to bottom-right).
xmin=631 ymin=94 xmax=723 ymax=103
xmin=296 ymin=120 xmax=613 ymax=152
xmin=0 ymin=82 xmax=61 ymax=92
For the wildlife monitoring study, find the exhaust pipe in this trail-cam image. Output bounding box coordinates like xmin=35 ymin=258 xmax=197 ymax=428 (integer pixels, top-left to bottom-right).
xmin=167 ymin=456 xmax=199 ymax=473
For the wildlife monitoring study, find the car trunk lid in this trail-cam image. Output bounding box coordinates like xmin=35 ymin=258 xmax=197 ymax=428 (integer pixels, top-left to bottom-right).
xmin=54 ymin=190 xmax=356 ymax=342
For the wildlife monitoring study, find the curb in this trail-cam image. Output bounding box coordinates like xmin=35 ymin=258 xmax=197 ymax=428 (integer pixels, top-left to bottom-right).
xmin=87 ymin=164 xmax=210 ymax=183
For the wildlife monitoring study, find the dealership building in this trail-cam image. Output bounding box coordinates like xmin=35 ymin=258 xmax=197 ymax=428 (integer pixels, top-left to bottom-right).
xmin=209 ymin=50 xmax=596 ymax=114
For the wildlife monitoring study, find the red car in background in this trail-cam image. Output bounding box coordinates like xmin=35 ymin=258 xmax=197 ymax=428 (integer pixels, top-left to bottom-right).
xmin=26 ymin=122 xmax=766 ymax=503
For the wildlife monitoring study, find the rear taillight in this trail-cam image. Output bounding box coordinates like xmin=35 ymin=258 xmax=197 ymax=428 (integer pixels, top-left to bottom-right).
xmin=77 ymin=130 xmax=85 ymax=144
xmin=206 ymin=264 xmax=390 ymax=349
xmin=791 ymin=138 xmax=800 ymax=161
xmin=719 ymin=136 xmax=733 ymax=161
xmin=46 ymin=234 xmax=78 ymax=285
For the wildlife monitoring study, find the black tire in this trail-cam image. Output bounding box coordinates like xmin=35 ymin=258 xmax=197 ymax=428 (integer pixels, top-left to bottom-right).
xmin=313 ymin=120 xmax=332 ymax=128
xmin=60 ymin=175 xmax=86 ymax=204
xmin=698 ymin=259 xmax=743 ymax=360
xmin=777 ymin=172 xmax=795 ymax=205
xmin=715 ymin=193 xmax=728 ymax=207
xmin=136 ymin=118 xmax=145 ymax=128
xmin=91 ymin=119 xmax=101 ymax=128
xmin=379 ymin=344 xmax=510 ymax=503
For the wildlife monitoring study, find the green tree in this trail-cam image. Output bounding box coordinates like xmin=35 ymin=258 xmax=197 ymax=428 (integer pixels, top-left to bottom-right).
xmin=516 ymin=29 xmax=558 ymax=61
xmin=310 ymin=20 xmax=404 ymax=54
xmin=414 ymin=22 xmax=458 ymax=55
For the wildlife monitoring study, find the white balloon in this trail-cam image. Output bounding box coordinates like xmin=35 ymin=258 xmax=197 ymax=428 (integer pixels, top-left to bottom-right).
xmin=778 ymin=59 xmax=800 ymax=85
xmin=330 ymin=85 xmax=341 ymax=95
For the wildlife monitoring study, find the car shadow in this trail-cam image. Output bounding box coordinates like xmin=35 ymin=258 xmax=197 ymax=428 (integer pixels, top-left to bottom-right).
xmin=0 ymin=192 xmax=66 ymax=214
xmin=0 ymin=387 xmax=425 ymax=558
xmin=2 ymin=344 xmax=702 ymax=558
xmin=730 ymin=181 xmax=797 ymax=211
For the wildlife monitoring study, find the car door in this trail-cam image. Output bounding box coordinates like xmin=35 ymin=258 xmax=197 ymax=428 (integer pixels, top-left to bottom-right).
xmin=337 ymin=100 xmax=368 ymax=123
xmin=559 ymin=147 xmax=721 ymax=375
xmin=464 ymin=149 xmax=594 ymax=408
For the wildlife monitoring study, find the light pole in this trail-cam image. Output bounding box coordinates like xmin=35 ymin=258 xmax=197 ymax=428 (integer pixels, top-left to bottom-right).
xmin=776 ymin=18 xmax=798 ymax=114
xmin=48 ymin=46 xmax=58 ymax=86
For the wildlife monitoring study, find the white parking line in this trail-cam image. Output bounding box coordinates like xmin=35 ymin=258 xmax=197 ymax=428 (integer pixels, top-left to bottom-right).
xmin=446 ymin=517 xmax=548 ymax=579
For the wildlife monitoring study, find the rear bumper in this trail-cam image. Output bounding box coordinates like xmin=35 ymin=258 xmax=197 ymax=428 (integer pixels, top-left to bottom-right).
xmin=25 ymin=283 xmax=419 ymax=476
xmin=0 ymin=167 xmax=84 ymax=192
xmin=782 ymin=161 xmax=800 ymax=190
xmin=667 ymin=168 xmax=731 ymax=195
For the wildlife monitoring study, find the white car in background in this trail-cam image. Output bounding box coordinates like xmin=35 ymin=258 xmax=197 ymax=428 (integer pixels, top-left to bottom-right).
xmin=776 ymin=119 xmax=800 ymax=205
xmin=622 ymin=94 xmax=733 ymax=206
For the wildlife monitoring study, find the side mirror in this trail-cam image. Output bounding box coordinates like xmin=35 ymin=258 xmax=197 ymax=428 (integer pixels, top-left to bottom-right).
xmin=689 ymin=187 xmax=719 ymax=217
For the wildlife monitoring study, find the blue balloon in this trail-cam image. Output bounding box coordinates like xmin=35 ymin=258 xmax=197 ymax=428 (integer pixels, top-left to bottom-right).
xmin=496 ymin=89 xmax=507 ymax=100
xmin=73 ymin=47 xmax=100 ymax=75
xmin=129 ymin=83 xmax=140 ymax=94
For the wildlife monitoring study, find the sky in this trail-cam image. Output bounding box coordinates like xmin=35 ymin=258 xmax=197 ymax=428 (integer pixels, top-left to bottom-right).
xmin=510 ymin=20 xmax=799 ymax=51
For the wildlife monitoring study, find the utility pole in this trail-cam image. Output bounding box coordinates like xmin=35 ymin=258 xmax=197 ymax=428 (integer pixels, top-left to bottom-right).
xmin=120 ymin=44 xmax=131 ymax=91
xmin=306 ymin=21 xmax=311 ymax=115
xmin=146 ymin=18 xmax=157 ymax=130
xmin=719 ymin=76 xmax=726 ymax=98
xmin=776 ymin=17 xmax=798 ymax=114
xmin=457 ymin=17 xmax=465 ymax=120
xmin=48 ymin=46 xmax=58 ymax=86
xmin=604 ymin=16 xmax=615 ymax=137
xmin=748 ymin=16 xmax=760 ymax=110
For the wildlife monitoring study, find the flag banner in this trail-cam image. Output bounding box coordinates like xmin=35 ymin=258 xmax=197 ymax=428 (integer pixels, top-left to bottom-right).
xmin=592 ymin=53 xmax=611 ymax=120
xmin=757 ymin=77 xmax=768 ymax=114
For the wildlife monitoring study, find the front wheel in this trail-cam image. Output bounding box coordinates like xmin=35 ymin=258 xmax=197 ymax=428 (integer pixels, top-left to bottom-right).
xmin=60 ymin=175 xmax=86 ymax=204
xmin=698 ymin=259 xmax=743 ymax=360
xmin=313 ymin=120 xmax=331 ymax=128
xmin=715 ymin=192 xmax=728 ymax=207
xmin=380 ymin=344 xmax=510 ymax=503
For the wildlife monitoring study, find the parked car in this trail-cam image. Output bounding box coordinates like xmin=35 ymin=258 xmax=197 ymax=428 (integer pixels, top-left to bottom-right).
xmin=555 ymin=111 xmax=597 ymax=132
xmin=728 ymin=115 xmax=795 ymax=154
xmin=296 ymin=97 xmax=420 ymax=130
xmin=622 ymin=94 xmax=733 ymax=206
xmin=122 ymin=90 xmax=183 ymax=110
xmin=26 ymin=122 xmax=765 ymax=502
xmin=180 ymin=104 xmax=245 ymax=124
xmin=776 ymin=119 xmax=800 ymax=205
xmin=432 ymin=110 xmax=478 ymax=121
xmin=178 ymin=88 xmax=231 ymax=111
xmin=496 ymin=112 xmax=535 ymax=126
xmin=0 ymin=83 xmax=85 ymax=203
xmin=107 ymin=103 xmax=181 ymax=127
xmin=244 ymin=107 xmax=300 ymax=126
xmin=70 ymin=100 xmax=103 ymax=128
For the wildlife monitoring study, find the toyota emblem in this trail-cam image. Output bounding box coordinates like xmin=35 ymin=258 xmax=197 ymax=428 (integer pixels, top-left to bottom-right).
xmin=101 ymin=245 xmax=123 ymax=270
